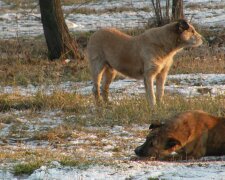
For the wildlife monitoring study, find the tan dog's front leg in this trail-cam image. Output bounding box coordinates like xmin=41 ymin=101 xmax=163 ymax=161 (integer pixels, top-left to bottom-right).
xmin=156 ymin=69 xmax=169 ymax=104
xmin=144 ymin=70 xmax=157 ymax=108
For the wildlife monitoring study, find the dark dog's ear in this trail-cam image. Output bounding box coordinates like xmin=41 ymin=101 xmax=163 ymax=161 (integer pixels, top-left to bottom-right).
xmin=176 ymin=19 xmax=189 ymax=34
xmin=149 ymin=122 xmax=164 ymax=130
xmin=165 ymin=138 xmax=181 ymax=150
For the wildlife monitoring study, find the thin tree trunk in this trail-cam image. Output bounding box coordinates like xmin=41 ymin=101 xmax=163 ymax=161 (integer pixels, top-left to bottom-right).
xmin=166 ymin=0 xmax=170 ymax=19
xmin=151 ymin=0 xmax=163 ymax=26
xmin=39 ymin=0 xmax=82 ymax=60
xmin=172 ymin=0 xmax=184 ymax=20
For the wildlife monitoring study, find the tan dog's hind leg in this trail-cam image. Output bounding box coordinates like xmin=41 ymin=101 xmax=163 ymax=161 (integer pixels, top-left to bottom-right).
xmin=90 ymin=59 xmax=106 ymax=104
xmin=101 ymin=67 xmax=117 ymax=102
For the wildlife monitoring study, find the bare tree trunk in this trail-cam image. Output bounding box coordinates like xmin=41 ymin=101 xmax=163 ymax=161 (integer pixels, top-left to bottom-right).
xmin=151 ymin=0 xmax=184 ymax=27
xmin=39 ymin=0 xmax=82 ymax=60
xmin=172 ymin=0 xmax=184 ymax=20
xmin=151 ymin=0 xmax=171 ymax=26
xmin=151 ymin=0 xmax=163 ymax=26
xmin=166 ymin=0 xmax=170 ymax=18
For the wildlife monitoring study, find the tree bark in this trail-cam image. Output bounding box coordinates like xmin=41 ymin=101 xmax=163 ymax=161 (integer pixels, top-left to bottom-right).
xmin=172 ymin=0 xmax=184 ymax=20
xmin=39 ymin=0 xmax=81 ymax=60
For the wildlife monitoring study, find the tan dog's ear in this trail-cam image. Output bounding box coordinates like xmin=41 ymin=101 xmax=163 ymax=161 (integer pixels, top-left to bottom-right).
xmin=149 ymin=122 xmax=164 ymax=130
xmin=165 ymin=138 xmax=181 ymax=150
xmin=176 ymin=19 xmax=189 ymax=34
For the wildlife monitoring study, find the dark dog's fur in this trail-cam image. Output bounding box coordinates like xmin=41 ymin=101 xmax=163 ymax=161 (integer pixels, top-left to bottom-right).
xmin=135 ymin=110 xmax=225 ymax=160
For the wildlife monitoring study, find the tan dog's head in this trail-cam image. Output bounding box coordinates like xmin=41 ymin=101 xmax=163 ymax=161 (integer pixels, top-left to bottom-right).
xmin=135 ymin=123 xmax=182 ymax=160
xmin=175 ymin=19 xmax=203 ymax=47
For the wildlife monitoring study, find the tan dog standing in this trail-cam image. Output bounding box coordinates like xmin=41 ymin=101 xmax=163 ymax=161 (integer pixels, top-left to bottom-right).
xmin=135 ymin=110 xmax=225 ymax=160
xmin=87 ymin=19 xmax=202 ymax=107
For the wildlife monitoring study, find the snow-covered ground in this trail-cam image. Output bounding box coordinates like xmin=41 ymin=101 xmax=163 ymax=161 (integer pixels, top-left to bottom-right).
xmin=18 ymin=160 xmax=225 ymax=180
xmin=1 ymin=157 xmax=225 ymax=179
xmin=0 ymin=0 xmax=225 ymax=38
xmin=0 ymin=73 xmax=224 ymax=179
xmin=0 ymin=1 xmax=224 ymax=179
xmin=1 ymin=116 xmax=225 ymax=179
xmin=0 ymin=73 xmax=224 ymax=97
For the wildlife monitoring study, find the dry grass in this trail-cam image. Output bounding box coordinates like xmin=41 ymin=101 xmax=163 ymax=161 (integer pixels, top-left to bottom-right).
xmin=171 ymin=46 xmax=225 ymax=74
xmin=0 ymin=93 xmax=224 ymax=175
xmin=0 ymin=92 xmax=90 ymax=112
xmin=186 ymin=3 xmax=225 ymax=10
xmin=83 ymin=95 xmax=225 ymax=126
xmin=0 ymin=37 xmax=90 ymax=86
xmin=0 ymin=148 xmax=98 ymax=175
xmin=0 ymin=32 xmax=224 ymax=86
xmin=0 ymin=93 xmax=223 ymax=176
xmin=61 ymin=0 xmax=100 ymax=6
xmin=66 ymin=6 xmax=151 ymax=15
xmin=2 ymin=0 xmax=36 ymax=9
xmin=2 ymin=0 xmax=100 ymax=8
xmin=1 ymin=93 xmax=224 ymax=125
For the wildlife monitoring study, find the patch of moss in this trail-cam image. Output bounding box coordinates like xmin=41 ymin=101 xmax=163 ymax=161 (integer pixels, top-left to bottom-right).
xmin=13 ymin=161 xmax=42 ymax=175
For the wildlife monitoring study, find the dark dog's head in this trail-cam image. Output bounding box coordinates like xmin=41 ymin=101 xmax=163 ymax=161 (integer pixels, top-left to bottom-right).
xmin=134 ymin=122 xmax=182 ymax=159
xmin=175 ymin=19 xmax=203 ymax=47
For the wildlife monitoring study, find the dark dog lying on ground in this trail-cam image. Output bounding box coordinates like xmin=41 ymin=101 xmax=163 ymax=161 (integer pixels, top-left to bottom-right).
xmin=135 ymin=110 xmax=225 ymax=160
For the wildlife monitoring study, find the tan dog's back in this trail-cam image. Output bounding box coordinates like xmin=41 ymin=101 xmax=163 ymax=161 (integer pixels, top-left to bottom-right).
xmin=88 ymin=28 xmax=143 ymax=79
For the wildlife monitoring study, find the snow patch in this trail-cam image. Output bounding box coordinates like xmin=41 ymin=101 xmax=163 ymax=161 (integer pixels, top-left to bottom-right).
xmin=1 ymin=0 xmax=225 ymax=38
xmin=0 ymin=74 xmax=224 ymax=98
xmin=2 ymin=160 xmax=225 ymax=180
